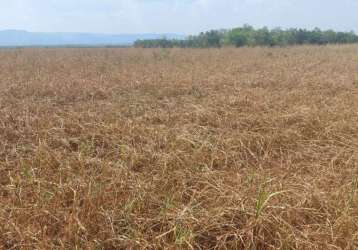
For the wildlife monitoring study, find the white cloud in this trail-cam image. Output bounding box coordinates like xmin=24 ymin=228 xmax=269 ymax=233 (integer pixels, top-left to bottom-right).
xmin=0 ymin=0 xmax=357 ymax=34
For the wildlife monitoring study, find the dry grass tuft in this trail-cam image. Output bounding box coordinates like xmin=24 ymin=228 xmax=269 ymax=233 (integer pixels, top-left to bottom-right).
xmin=1 ymin=46 xmax=358 ymax=249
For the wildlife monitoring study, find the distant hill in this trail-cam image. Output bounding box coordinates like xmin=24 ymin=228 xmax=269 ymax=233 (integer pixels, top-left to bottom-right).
xmin=0 ymin=30 xmax=186 ymax=47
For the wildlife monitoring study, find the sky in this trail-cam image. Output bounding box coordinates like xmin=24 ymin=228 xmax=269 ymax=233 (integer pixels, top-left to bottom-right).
xmin=1 ymin=0 xmax=358 ymax=34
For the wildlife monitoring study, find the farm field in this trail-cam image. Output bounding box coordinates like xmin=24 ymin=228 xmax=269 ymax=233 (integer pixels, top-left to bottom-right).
xmin=1 ymin=46 xmax=358 ymax=249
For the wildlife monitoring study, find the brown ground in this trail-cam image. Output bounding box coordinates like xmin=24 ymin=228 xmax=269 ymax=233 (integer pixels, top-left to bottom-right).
xmin=0 ymin=46 xmax=358 ymax=249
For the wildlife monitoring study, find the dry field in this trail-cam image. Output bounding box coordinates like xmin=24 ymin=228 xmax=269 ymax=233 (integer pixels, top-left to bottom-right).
xmin=0 ymin=46 xmax=358 ymax=249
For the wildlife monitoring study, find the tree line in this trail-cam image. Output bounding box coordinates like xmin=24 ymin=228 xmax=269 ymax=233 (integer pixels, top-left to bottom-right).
xmin=134 ymin=25 xmax=358 ymax=48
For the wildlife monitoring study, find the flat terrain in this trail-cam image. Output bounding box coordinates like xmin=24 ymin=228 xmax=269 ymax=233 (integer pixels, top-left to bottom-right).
xmin=0 ymin=46 xmax=358 ymax=249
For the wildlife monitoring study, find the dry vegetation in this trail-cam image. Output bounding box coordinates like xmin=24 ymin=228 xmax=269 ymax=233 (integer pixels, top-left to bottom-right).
xmin=1 ymin=46 xmax=358 ymax=249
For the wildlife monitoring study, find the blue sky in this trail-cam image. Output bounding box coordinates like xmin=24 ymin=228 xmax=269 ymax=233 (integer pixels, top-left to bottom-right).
xmin=1 ymin=0 xmax=358 ymax=34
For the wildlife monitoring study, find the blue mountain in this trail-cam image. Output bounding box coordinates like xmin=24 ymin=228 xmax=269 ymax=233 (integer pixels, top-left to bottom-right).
xmin=0 ymin=30 xmax=186 ymax=47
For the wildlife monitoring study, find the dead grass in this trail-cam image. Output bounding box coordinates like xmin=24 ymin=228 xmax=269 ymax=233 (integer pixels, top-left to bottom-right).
xmin=0 ymin=45 xmax=358 ymax=249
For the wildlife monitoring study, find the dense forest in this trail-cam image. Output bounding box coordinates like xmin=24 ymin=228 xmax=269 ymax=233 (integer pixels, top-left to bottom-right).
xmin=134 ymin=25 xmax=358 ymax=48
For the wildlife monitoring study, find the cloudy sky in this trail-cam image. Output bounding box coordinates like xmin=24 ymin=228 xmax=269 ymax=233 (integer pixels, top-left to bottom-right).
xmin=1 ymin=0 xmax=358 ymax=34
